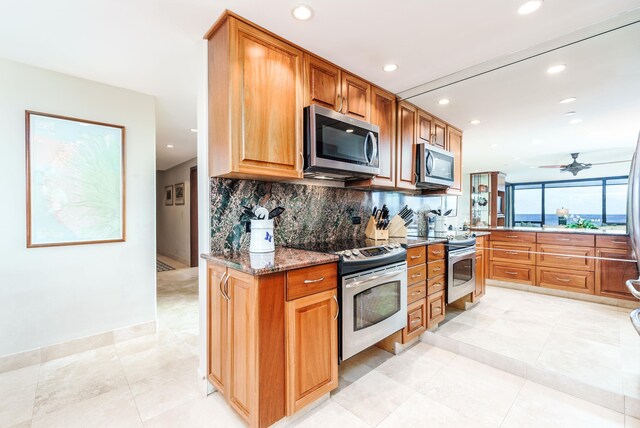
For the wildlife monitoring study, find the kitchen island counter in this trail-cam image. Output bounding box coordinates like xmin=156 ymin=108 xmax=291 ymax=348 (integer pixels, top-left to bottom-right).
xmin=472 ymin=226 xmax=628 ymax=236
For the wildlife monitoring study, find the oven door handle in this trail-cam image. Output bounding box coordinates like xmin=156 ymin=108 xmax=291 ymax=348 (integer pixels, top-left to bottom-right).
xmin=449 ymin=249 xmax=476 ymax=259
xmin=345 ymin=270 xmax=404 ymax=289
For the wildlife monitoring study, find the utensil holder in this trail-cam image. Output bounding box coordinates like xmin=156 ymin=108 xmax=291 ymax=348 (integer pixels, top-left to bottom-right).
xmin=365 ymin=216 xmax=389 ymax=240
xmin=249 ymin=219 xmax=275 ymax=253
xmin=387 ymin=215 xmax=408 ymax=238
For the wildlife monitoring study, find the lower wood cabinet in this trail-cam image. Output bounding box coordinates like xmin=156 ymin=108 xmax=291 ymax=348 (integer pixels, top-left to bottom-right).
xmin=402 ymin=298 xmax=427 ymax=342
xmin=427 ymin=290 xmax=446 ymax=327
xmin=408 ymin=282 xmax=427 ymax=304
xmin=285 ymin=288 xmax=338 ymax=415
xmin=473 ymin=253 xmax=486 ymax=301
xmin=208 ymin=263 xmax=228 ymax=395
xmin=490 ymin=263 xmax=536 ymax=285
xmin=596 ymin=247 xmax=639 ymax=300
xmin=537 ymin=266 xmax=594 ymax=294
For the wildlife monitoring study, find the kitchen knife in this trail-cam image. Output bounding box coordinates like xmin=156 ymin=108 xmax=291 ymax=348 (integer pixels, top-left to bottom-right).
xmin=398 ymin=205 xmax=409 ymax=218
xmin=443 ymin=209 xmax=453 ymax=216
xmin=268 ymin=206 xmax=285 ymax=219
xmin=404 ymin=219 xmax=413 ymax=227
xmin=372 ymin=206 xmax=377 ymax=217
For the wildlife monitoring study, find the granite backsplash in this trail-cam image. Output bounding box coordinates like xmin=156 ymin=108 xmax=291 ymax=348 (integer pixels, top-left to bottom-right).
xmin=210 ymin=178 xmax=459 ymax=252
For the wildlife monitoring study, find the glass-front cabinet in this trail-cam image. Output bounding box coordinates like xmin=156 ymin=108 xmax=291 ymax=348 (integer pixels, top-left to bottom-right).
xmin=470 ymin=171 xmax=506 ymax=227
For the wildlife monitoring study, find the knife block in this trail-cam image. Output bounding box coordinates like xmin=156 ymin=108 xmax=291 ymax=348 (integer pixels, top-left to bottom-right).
xmin=387 ymin=215 xmax=407 ymax=238
xmin=365 ymin=216 xmax=389 ymax=240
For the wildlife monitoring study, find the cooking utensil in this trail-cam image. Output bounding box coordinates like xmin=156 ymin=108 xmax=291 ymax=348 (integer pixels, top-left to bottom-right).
xmin=254 ymin=206 xmax=269 ymax=220
xmin=443 ymin=209 xmax=453 ymax=216
xmin=243 ymin=207 xmax=257 ymax=219
xmin=404 ymin=219 xmax=413 ymax=227
xmin=372 ymin=206 xmax=377 ymax=217
xmin=268 ymin=206 xmax=285 ymax=219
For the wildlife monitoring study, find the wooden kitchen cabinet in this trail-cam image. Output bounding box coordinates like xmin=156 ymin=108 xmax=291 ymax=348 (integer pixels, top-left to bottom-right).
xmin=596 ymin=247 xmax=639 ymax=300
xmin=285 ymin=288 xmax=338 ymax=415
xmin=537 ymin=266 xmax=594 ymax=294
xmin=417 ymin=110 xmax=433 ymax=146
xmin=208 ymin=263 xmax=228 ymax=395
xmin=447 ymin=126 xmax=463 ymax=193
xmin=427 ymin=290 xmax=446 ymax=327
xmin=402 ymin=298 xmax=427 ymax=342
xmin=432 ymin=119 xmax=447 ymax=150
xmin=341 ymin=72 xmax=371 ymax=121
xmin=473 ymin=252 xmax=486 ymax=300
xmin=304 ymin=55 xmax=340 ymax=110
xmin=369 ymin=87 xmax=396 ymax=188
xmin=396 ymin=101 xmax=418 ymax=190
xmin=207 ymin=15 xmax=304 ymax=180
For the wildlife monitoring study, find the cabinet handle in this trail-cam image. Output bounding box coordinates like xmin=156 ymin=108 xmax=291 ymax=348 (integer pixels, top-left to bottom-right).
xmin=432 ymin=267 xmax=442 ymax=272
xmin=333 ymin=295 xmax=339 ymax=321
xmin=304 ymin=276 xmax=325 ymax=284
xmin=411 ymin=318 xmax=422 ymax=325
xmin=431 ymin=250 xmax=442 ymax=255
xmin=557 ymin=256 xmax=573 ymax=260
xmin=411 ymin=272 xmax=422 ymax=278
xmin=554 ymin=276 xmax=571 ymax=282
xmin=218 ymin=272 xmax=228 ymax=299
xmin=612 ymin=240 xmax=627 ymax=244
xmin=505 ymin=235 xmax=519 ymax=238
xmin=410 ymin=291 xmax=422 ymax=296
xmin=505 ymin=251 xmax=518 ymax=255
xmin=299 ymin=151 xmax=304 ymax=171
xmin=342 ymin=96 xmax=348 ymax=114
xmin=557 ymin=238 xmax=571 ymax=241
xmin=505 ymin=271 xmax=519 ymax=275
xmin=222 ymin=273 xmax=231 ymax=300
xmin=410 ymin=255 xmax=421 ymax=260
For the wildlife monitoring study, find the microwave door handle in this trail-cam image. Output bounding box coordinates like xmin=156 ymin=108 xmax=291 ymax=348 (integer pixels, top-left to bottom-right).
xmin=363 ymin=132 xmax=370 ymax=164
xmin=369 ymin=133 xmax=378 ymax=165
xmin=426 ymin=151 xmax=434 ymax=175
xmin=364 ymin=131 xmax=376 ymax=166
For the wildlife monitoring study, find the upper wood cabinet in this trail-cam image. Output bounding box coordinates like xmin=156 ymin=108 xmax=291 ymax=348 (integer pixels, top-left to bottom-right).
xmin=433 ymin=119 xmax=448 ymax=150
xmin=396 ymin=101 xmax=418 ymax=190
xmin=417 ymin=110 xmax=433 ymax=146
xmin=341 ymin=72 xmax=371 ymax=121
xmin=208 ymin=16 xmax=304 ymax=180
xmin=369 ymin=87 xmax=396 ymax=188
xmin=447 ymin=126 xmax=463 ymax=193
xmin=304 ymin=55 xmax=340 ymax=111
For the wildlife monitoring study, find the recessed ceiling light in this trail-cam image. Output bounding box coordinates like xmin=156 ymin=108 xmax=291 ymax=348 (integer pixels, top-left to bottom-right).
xmin=560 ymin=97 xmax=576 ymax=104
xmin=490 ymin=143 xmax=498 ymax=148
xmin=291 ymin=5 xmax=313 ymax=20
xmin=565 ymin=111 xmax=576 ymax=116
xmin=345 ymin=129 xmax=354 ymax=133
xmin=166 ymin=144 xmax=174 ymax=148
xmin=515 ymin=157 xmax=521 ymax=160
xmin=438 ymin=98 xmax=450 ymax=105
xmin=190 ymin=128 xmax=198 ymax=133
xmin=530 ymin=166 xmax=537 ymax=169
xmin=383 ymin=64 xmax=398 ymax=72
xmin=546 ymin=64 xmax=566 ymax=74
xmin=518 ymin=0 xmax=543 ymax=15
xmin=470 ymin=119 xmax=481 ymax=125
xmin=570 ymin=118 xmax=583 ymax=124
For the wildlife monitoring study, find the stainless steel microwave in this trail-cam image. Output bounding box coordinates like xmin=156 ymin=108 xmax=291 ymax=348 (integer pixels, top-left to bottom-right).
xmin=303 ymin=105 xmax=380 ymax=180
xmin=416 ymin=143 xmax=455 ymax=189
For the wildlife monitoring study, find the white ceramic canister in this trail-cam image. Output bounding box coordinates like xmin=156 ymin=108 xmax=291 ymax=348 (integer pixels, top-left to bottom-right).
xmin=249 ymin=219 xmax=275 ymax=253
xmin=434 ymin=216 xmax=447 ymax=234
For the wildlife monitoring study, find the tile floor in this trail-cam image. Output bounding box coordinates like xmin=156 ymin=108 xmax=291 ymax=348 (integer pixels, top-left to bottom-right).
xmin=2 ymin=271 xmax=639 ymax=427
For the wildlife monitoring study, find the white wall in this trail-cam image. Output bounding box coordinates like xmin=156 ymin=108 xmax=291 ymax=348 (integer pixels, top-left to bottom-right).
xmin=156 ymin=157 xmax=197 ymax=265
xmin=0 ymin=59 xmax=157 ymax=357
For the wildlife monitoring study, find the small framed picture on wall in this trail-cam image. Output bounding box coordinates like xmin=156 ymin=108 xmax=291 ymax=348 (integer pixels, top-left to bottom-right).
xmin=165 ymin=185 xmax=173 ymax=206
xmin=174 ymin=182 xmax=185 ymax=205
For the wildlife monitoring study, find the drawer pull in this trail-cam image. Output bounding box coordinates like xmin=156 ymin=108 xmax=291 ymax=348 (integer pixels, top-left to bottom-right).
xmin=505 ymin=235 xmax=518 ymax=238
xmin=303 ymin=276 xmax=325 ymax=284
xmin=612 ymin=240 xmax=627 ymax=244
xmin=505 ymin=271 xmax=519 ymax=275
xmin=432 ymin=267 xmax=442 ymax=272
xmin=557 ymin=256 xmax=573 ymax=260
xmin=431 ymin=250 xmax=443 ymax=255
xmin=411 ymin=318 xmax=422 ymax=325
xmin=557 ymin=238 xmax=571 ymax=241
xmin=505 ymin=251 xmax=518 ymax=255
xmin=411 ymin=272 xmax=422 ymax=278
xmin=410 ymin=291 xmax=423 ymax=296
xmin=410 ymin=255 xmax=422 ymax=260
xmin=554 ymin=276 xmax=571 ymax=282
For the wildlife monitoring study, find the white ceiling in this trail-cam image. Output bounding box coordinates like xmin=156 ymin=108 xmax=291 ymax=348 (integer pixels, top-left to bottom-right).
xmin=1 ymin=0 xmax=640 ymax=170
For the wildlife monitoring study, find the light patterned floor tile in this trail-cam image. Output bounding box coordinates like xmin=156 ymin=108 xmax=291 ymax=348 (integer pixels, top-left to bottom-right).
xmin=0 ymin=365 xmax=39 ymax=428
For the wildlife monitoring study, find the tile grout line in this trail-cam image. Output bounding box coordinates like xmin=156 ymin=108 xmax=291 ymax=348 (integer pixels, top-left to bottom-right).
xmin=115 ymin=338 xmax=146 ymax=426
xmin=498 ymin=378 xmax=528 ymax=428
xmin=29 ymin=362 xmax=43 ymax=426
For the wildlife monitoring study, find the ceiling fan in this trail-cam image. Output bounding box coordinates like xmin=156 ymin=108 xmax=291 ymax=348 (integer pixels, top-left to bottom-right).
xmin=538 ymin=152 xmax=630 ymax=176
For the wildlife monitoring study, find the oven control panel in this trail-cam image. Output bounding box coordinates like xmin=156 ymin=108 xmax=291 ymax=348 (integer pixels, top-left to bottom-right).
xmin=338 ymin=243 xmax=404 ymax=262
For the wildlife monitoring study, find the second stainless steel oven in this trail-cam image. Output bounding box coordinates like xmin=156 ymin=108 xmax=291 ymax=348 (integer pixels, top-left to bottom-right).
xmin=447 ymin=240 xmax=477 ymax=303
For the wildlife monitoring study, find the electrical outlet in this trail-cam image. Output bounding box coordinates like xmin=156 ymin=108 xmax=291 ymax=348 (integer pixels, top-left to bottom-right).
xmin=351 ymin=216 xmax=361 ymax=225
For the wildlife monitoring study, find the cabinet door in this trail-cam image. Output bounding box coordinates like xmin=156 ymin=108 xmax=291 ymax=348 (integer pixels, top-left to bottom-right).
xmin=402 ymin=298 xmax=427 ymax=342
xmin=396 ymin=101 xmax=417 ymax=190
xmin=230 ymin=19 xmax=304 ymax=179
xmin=208 ymin=263 xmax=228 ymax=393
xmin=226 ymin=269 xmax=258 ymax=425
xmin=304 ymin=55 xmax=340 ymax=110
xmin=427 ymin=290 xmax=446 ymax=327
xmin=370 ymin=87 xmax=396 ymax=188
xmin=596 ymin=248 xmax=639 ymax=300
xmin=286 ymin=289 xmax=338 ymax=414
xmin=433 ymin=119 xmax=447 ymax=149
xmin=417 ymin=110 xmax=433 ymax=146
xmin=473 ymin=253 xmax=485 ymax=300
xmin=447 ymin=126 xmax=462 ymax=193
xmin=341 ymin=72 xmax=370 ymax=121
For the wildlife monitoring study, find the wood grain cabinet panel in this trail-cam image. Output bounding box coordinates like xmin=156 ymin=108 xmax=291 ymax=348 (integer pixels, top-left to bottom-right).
xmin=408 ymin=264 xmax=427 ymax=286
xmin=447 ymin=126 xmax=462 ymax=193
xmin=473 ymin=253 xmax=485 ymax=301
xmin=402 ymin=298 xmax=427 ymax=342
xmin=427 ymin=275 xmax=445 ymax=295
xmin=396 ymin=101 xmax=417 ymax=190
xmin=537 ymin=232 xmax=594 ymax=247
xmin=208 ymin=263 xmax=228 ymax=394
xmin=408 ymin=282 xmax=427 ymax=305
xmin=407 ymin=245 xmax=426 ymax=267
xmin=427 ymin=259 xmax=445 ymax=278
xmin=285 ymin=288 xmax=338 ymax=414
xmin=489 ymin=231 xmax=537 ymax=243
xmin=596 ymin=235 xmax=631 ymax=250
xmin=427 ymin=290 xmax=446 ymax=327
xmin=433 ymin=119 xmax=447 ymax=150
xmin=341 ymin=72 xmax=370 ymax=121
xmin=490 ymin=263 xmax=536 ymax=285
xmin=537 ymin=267 xmax=594 ymax=294
xmin=427 ymin=243 xmax=446 ymax=261
xmin=304 ymin=55 xmax=340 ymax=110
xmin=490 ymin=242 xmax=536 ymax=265
xmin=369 ymin=87 xmax=396 ymax=188
xmin=286 ymin=263 xmax=338 ymax=300
xmin=595 ymin=248 xmax=639 ymax=300
xmin=417 ymin=110 xmax=433 ymax=146
xmin=536 ymin=244 xmax=595 ymax=271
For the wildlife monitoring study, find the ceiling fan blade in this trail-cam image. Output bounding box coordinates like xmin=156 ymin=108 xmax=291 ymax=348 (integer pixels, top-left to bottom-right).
xmin=538 ymin=165 xmax=566 ymax=168
xmin=590 ymin=160 xmax=631 ymax=166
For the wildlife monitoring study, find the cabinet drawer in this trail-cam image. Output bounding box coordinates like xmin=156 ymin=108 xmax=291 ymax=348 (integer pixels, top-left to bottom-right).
xmin=427 ymin=290 xmax=445 ymax=328
xmin=537 ymin=267 xmax=594 ymax=294
xmin=536 ymin=244 xmax=595 ymax=271
xmin=537 ymin=232 xmax=594 ymax=247
xmin=427 ymin=243 xmax=446 ymax=261
xmin=407 ymin=246 xmax=426 ymax=267
xmin=408 ymin=282 xmax=427 ymax=305
xmin=427 ymin=275 xmax=445 ymax=295
xmin=402 ymin=298 xmax=427 ymax=342
xmin=490 ymin=242 xmax=535 ymax=265
xmin=408 ymin=264 xmax=427 ymax=285
xmin=490 ymin=231 xmax=536 ymax=243
xmin=286 ymin=262 xmax=338 ymax=300
xmin=490 ymin=263 xmax=535 ymax=285
xmin=427 ymin=259 xmax=446 ymax=278
xmin=596 ymin=235 xmax=631 ymax=250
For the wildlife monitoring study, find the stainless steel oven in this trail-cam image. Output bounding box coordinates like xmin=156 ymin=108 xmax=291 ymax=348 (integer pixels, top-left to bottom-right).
xmin=304 ymin=104 xmax=380 ymax=180
xmin=341 ymin=261 xmax=407 ymax=360
xmin=447 ymin=244 xmax=476 ymax=303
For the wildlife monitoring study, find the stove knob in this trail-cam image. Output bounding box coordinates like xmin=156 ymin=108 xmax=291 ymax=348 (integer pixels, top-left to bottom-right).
xmin=344 ymin=250 xmax=353 ymax=257
xmin=352 ymin=249 xmax=360 ymax=256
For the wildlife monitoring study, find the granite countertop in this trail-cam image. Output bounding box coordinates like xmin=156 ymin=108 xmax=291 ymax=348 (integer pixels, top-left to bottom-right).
xmin=401 ymin=237 xmax=448 ymax=248
xmin=201 ymin=247 xmax=339 ymax=276
xmin=472 ymin=226 xmax=628 ymax=236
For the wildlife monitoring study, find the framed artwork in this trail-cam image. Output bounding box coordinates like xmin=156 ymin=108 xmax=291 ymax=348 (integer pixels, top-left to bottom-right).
xmin=165 ymin=185 xmax=174 ymax=206
xmin=174 ymin=182 xmax=185 ymax=205
xmin=26 ymin=111 xmax=125 ymax=248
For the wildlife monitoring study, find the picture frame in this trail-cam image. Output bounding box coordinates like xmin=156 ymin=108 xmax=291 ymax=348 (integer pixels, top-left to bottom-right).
xmin=174 ymin=182 xmax=185 ymax=205
xmin=165 ymin=185 xmax=174 ymax=206
xmin=26 ymin=111 xmax=125 ymax=248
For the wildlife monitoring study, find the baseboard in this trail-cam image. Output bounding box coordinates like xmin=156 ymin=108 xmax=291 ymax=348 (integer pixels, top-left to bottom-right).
xmin=157 ymin=250 xmax=190 ymax=267
xmin=0 ymin=320 xmax=157 ymax=374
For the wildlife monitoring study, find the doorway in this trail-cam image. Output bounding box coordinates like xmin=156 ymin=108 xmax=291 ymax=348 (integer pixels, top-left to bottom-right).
xmin=190 ymin=166 xmax=198 ymax=267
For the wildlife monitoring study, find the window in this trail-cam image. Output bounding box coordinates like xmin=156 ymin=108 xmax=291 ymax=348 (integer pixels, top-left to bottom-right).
xmin=510 ymin=176 xmax=628 ymax=227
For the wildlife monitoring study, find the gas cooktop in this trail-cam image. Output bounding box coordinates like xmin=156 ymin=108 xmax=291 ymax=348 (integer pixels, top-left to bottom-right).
xmin=285 ymin=238 xmax=405 ymax=265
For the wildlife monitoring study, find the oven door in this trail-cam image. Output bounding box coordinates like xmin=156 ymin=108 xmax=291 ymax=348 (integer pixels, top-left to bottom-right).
xmin=341 ymin=262 xmax=407 ymax=360
xmin=306 ymin=104 xmax=380 ymax=176
xmin=447 ymin=248 xmax=476 ymax=303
